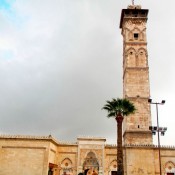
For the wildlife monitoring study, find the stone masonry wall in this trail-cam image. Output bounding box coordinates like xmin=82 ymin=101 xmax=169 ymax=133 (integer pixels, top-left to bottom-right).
xmin=0 ymin=137 xmax=50 ymax=175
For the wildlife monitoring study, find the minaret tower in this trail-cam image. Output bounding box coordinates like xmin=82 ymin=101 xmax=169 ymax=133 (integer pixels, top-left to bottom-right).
xmin=120 ymin=4 xmax=153 ymax=145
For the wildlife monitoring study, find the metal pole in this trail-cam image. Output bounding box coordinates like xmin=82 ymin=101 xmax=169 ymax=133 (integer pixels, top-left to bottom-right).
xmin=156 ymin=103 xmax=162 ymax=175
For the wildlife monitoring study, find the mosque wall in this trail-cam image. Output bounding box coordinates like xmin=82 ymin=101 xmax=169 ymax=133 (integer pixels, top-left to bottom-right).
xmin=156 ymin=148 xmax=175 ymax=174
xmin=124 ymin=146 xmax=155 ymax=175
xmin=0 ymin=136 xmax=50 ymax=175
xmin=57 ymin=144 xmax=78 ymax=175
xmin=104 ymin=146 xmax=117 ymax=175
xmin=1 ymin=136 xmax=175 ymax=175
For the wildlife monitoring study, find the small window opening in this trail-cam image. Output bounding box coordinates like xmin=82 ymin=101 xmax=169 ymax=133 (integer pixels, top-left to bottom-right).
xmin=134 ymin=33 xmax=139 ymax=40
xmin=130 ymin=52 xmax=133 ymax=55
xmin=138 ymin=125 xmax=140 ymax=128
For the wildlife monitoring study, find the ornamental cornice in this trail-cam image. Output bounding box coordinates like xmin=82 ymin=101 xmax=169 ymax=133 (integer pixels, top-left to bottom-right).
xmin=125 ymin=96 xmax=150 ymax=101
xmin=104 ymin=143 xmax=175 ymax=149
xmin=123 ymin=26 xmax=146 ymax=32
xmin=124 ymin=42 xmax=147 ymax=46
xmin=77 ymin=135 xmax=106 ymax=142
xmin=105 ymin=144 xmax=117 ymax=148
xmin=123 ymin=18 xmax=147 ymax=27
xmin=123 ymin=67 xmax=149 ymax=70
xmin=124 ymin=144 xmax=175 ymax=149
xmin=0 ymin=134 xmax=51 ymax=140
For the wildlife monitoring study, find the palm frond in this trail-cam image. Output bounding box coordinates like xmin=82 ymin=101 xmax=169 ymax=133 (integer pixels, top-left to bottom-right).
xmin=102 ymin=98 xmax=136 ymax=118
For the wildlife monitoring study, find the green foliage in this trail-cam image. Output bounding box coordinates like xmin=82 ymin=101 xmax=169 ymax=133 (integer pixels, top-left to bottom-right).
xmin=102 ymin=98 xmax=136 ymax=118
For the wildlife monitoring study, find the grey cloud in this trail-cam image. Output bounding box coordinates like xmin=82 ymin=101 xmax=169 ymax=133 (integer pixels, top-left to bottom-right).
xmin=0 ymin=0 xmax=175 ymax=145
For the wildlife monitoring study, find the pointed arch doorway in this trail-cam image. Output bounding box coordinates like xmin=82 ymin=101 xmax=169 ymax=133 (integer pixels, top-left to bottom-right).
xmin=83 ymin=151 xmax=99 ymax=174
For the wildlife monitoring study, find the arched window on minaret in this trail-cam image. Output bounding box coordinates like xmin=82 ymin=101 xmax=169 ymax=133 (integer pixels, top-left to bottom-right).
xmin=141 ymin=28 xmax=147 ymax=42
xmin=137 ymin=48 xmax=147 ymax=67
xmin=128 ymin=30 xmax=133 ymax=41
xmin=139 ymin=31 xmax=144 ymax=41
xmin=126 ymin=48 xmax=136 ymax=67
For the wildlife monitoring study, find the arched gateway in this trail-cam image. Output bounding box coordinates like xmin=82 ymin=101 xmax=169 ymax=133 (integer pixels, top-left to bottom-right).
xmin=83 ymin=151 xmax=99 ymax=172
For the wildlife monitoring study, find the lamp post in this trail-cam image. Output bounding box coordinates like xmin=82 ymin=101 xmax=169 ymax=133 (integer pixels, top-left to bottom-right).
xmin=148 ymin=99 xmax=167 ymax=175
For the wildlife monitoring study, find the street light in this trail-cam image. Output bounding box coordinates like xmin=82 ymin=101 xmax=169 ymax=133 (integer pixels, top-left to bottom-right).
xmin=148 ymin=98 xmax=167 ymax=175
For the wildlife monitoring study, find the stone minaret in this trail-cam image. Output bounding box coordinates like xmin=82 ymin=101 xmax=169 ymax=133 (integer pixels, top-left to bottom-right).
xmin=120 ymin=5 xmax=153 ymax=145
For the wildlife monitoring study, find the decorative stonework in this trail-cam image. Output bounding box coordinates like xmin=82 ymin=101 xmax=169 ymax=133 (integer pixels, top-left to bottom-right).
xmin=124 ymin=19 xmax=146 ymax=28
xmin=0 ymin=134 xmax=51 ymax=139
xmin=120 ymin=6 xmax=152 ymax=145
xmin=165 ymin=161 xmax=175 ymax=169
xmin=79 ymin=149 xmax=103 ymax=167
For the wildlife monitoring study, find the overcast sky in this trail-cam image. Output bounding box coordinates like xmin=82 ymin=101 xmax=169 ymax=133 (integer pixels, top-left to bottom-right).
xmin=0 ymin=0 xmax=175 ymax=145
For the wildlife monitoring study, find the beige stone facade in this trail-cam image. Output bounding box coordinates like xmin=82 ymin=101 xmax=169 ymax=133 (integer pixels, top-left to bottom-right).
xmin=121 ymin=5 xmax=152 ymax=145
xmin=1 ymin=4 xmax=175 ymax=175
xmin=1 ymin=135 xmax=175 ymax=175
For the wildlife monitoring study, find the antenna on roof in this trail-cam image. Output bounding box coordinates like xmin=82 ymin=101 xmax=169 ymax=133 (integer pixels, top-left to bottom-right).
xmin=132 ymin=0 xmax=134 ymax=5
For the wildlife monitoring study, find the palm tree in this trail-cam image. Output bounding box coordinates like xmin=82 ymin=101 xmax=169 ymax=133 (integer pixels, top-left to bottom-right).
xmin=102 ymin=98 xmax=136 ymax=175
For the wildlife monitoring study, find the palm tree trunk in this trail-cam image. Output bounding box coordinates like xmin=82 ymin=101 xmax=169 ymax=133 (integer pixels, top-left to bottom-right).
xmin=116 ymin=114 xmax=124 ymax=175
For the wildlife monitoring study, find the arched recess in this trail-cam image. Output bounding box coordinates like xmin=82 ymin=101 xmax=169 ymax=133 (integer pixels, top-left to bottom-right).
xmin=108 ymin=160 xmax=117 ymax=175
xmin=140 ymin=28 xmax=146 ymax=41
xmin=164 ymin=161 xmax=175 ymax=174
xmin=125 ymin=28 xmax=132 ymax=41
xmin=83 ymin=151 xmax=99 ymax=172
xmin=137 ymin=48 xmax=148 ymax=67
xmin=128 ymin=31 xmax=133 ymax=41
xmin=125 ymin=48 xmax=136 ymax=67
xmin=60 ymin=158 xmax=73 ymax=175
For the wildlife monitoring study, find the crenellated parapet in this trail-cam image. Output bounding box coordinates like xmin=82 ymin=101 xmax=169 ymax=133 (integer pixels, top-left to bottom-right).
xmin=0 ymin=134 xmax=52 ymax=139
